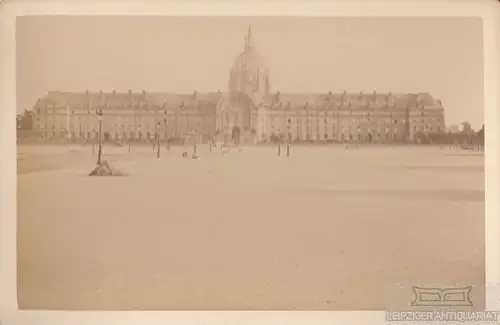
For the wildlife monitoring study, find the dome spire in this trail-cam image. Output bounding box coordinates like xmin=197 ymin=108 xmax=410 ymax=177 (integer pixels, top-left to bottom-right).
xmin=245 ymin=24 xmax=254 ymax=52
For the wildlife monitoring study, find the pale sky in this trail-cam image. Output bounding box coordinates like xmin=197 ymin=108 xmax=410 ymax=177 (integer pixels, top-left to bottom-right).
xmin=16 ymin=16 xmax=484 ymax=129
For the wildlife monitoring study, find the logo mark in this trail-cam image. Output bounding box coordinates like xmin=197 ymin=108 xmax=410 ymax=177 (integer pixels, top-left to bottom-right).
xmin=411 ymin=286 xmax=473 ymax=307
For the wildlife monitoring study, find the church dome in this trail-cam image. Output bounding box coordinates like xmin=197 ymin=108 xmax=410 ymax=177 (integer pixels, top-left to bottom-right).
xmin=231 ymin=46 xmax=266 ymax=71
xmin=228 ymin=25 xmax=270 ymax=98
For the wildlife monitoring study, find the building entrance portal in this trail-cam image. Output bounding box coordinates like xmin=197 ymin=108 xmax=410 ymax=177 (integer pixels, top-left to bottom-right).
xmin=229 ymin=107 xmax=251 ymax=132
xmin=216 ymin=92 xmax=255 ymax=141
xmin=220 ymin=110 xmax=249 ymax=138
xmin=232 ymin=125 xmax=241 ymax=144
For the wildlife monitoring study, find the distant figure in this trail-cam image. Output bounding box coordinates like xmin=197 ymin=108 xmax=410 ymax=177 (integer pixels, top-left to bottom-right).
xmin=221 ymin=144 xmax=230 ymax=155
xmin=220 ymin=142 xmax=226 ymax=154
xmin=182 ymin=151 xmax=188 ymax=157
xmin=232 ymin=125 xmax=241 ymax=145
xmin=210 ymin=135 xmax=216 ymax=152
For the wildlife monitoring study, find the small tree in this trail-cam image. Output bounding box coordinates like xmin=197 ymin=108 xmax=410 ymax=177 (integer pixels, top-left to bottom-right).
xmin=460 ymin=121 xmax=473 ymax=134
xmin=477 ymin=124 xmax=484 ymax=144
xmin=22 ymin=110 xmax=34 ymax=130
xmin=16 ymin=114 xmax=23 ymax=129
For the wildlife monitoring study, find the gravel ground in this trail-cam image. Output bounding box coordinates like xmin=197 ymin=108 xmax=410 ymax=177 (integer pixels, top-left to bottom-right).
xmin=17 ymin=144 xmax=485 ymax=310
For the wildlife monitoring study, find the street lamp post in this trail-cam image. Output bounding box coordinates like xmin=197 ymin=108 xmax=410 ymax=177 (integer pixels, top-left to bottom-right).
xmin=287 ymin=123 xmax=291 ymax=157
xmin=188 ymin=129 xmax=198 ymax=158
xmin=277 ymin=128 xmax=281 ymax=156
xmin=92 ymin=127 xmax=96 ymax=154
xmin=137 ymin=126 xmax=141 ymax=148
xmin=224 ymin=125 xmax=228 ymax=146
xmin=35 ymin=116 xmax=41 ymax=140
xmin=128 ymin=125 xmax=132 ymax=153
xmin=164 ymin=118 xmax=169 ymax=152
xmin=97 ymin=109 xmax=103 ymax=165
xmin=193 ymin=130 xmax=198 ymax=157
xmin=157 ymin=122 xmax=160 ymax=158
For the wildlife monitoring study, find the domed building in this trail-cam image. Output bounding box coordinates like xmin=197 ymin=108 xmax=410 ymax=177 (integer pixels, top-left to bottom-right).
xmin=228 ymin=25 xmax=270 ymax=100
xmin=31 ymin=25 xmax=445 ymax=144
xmin=215 ymin=25 xmax=271 ymax=142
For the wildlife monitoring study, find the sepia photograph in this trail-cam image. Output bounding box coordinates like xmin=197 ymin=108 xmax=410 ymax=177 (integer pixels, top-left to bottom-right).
xmin=15 ymin=15 xmax=485 ymax=311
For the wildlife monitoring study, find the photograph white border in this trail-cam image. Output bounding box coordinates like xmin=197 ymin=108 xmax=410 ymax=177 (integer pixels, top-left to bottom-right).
xmin=1 ymin=1 xmax=498 ymax=324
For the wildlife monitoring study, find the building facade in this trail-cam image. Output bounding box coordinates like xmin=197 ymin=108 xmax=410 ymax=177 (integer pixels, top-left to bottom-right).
xmin=32 ymin=26 xmax=445 ymax=143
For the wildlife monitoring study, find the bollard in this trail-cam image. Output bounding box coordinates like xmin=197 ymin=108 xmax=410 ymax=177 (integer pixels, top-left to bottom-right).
xmin=278 ymin=143 xmax=281 ymax=156
xmin=287 ymin=143 xmax=290 ymax=156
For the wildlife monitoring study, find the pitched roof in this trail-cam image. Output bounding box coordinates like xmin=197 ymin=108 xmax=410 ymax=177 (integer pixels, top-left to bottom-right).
xmin=36 ymin=90 xmax=225 ymax=111
xmin=34 ymin=90 xmax=441 ymax=112
xmin=262 ymin=91 xmax=434 ymax=110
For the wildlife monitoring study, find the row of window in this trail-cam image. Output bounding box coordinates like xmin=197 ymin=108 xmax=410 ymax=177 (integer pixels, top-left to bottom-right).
xmin=40 ymin=130 xmax=410 ymax=142
xmin=41 ymin=131 xmax=186 ymax=140
xmin=37 ymin=115 xmax=439 ymax=126
xmin=269 ymin=132 xmax=408 ymax=142
xmin=264 ymin=107 xmax=440 ymax=115
xmin=36 ymin=122 xmax=440 ymax=134
xmin=37 ymin=107 xmax=441 ymax=117
xmin=38 ymin=124 xmax=439 ymax=138
xmin=273 ymin=126 xmax=407 ymax=136
xmin=36 ymin=123 xmax=204 ymax=131
xmin=269 ymin=118 xmax=433 ymax=125
xmin=267 ymin=122 xmax=440 ymax=132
